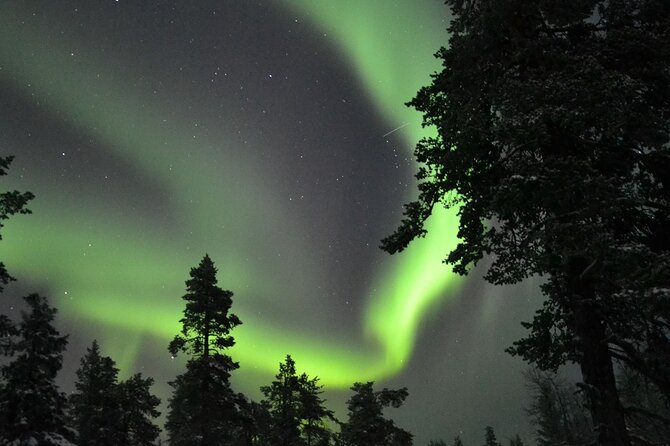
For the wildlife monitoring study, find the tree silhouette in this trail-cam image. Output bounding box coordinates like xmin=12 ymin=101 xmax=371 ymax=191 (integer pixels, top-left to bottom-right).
xmin=482 ymin=427 xmax=501 ymax=446
xmin=261 ymin=355 xmax=335 ymax=446
xmin=339 ymin=382 xmax=411 ymax=446
xmin=166 ymin=254 xmax=243 ymax=446
xmin=381 ymin=1 xmax=670 ymax=444
xmin=0 ymin=293 xmax=74 ymax=445
xmin=70 ymin=340 xmax=121 ymax=445
xmin=117 ymin=373 xmax=161 ymax=446
xmin=0 ymin=155 xmax=34 ymax=292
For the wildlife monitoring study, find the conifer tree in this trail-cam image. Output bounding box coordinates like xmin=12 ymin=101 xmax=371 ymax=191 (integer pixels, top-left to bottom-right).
xmin=451 ymin=437 xmax=463 ymax=446
xmin=117 ymin=373 xmax=161 ymax=446
xmin=70 ymin=340 xmax=121 ymax=445
xmin=482 ymin=427 xmax=501 ymax=446
xmin=166 ymin=254 xmax=243 ymax=446
xmin=261 ymin=355 xmax=335 ymax=446
xmin=299 ymin=373 xmax=334 ymax=446
xmin=0 ymin=293 xmax=74 ymax=445
xmin=235 ymin=396 xmax=272 ymax=446
xmin=262 ymin=355 xmax=302 ymax=446
xmin=381 ymin=1 xmax=670 ymax=444
xmin=339 ymin=382 xmax=412 ymax=446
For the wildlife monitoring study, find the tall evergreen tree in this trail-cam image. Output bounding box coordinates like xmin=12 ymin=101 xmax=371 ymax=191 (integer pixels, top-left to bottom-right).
xmin=339 ymin=382 xmax=412 ymax=446
xmin=262 ymin=355 xmax=302 ymax=446
xmin=0 ymin=155 xmax=34 ymax=293
xmin=381 ymin=1 xmax=670 ymax=444
xmin=117 ymin=373 xmax=161 ymax=446
xmin=298 ymin=373 xmax=334 ymax=446
xmin=261 ymin=355 xmax=334 ymax=446
xmin=482 ymin=427 xmax=501 ymax=446
xmin=235 ymin=396 xmax=273 ymax=446
xmin=0 ymin=293 xmax=74 ymax=445
xmin=69 ymin=340 xmax=122 ymax=446
xmin=70 ymin=341 xmax=161 ymax=446
xmin=166 ymin=254 xmax=243 ymax=446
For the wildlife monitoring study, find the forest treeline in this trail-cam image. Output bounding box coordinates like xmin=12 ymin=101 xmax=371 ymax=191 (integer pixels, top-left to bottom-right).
xmin=0 ymin=159 xmax=668 ymax=445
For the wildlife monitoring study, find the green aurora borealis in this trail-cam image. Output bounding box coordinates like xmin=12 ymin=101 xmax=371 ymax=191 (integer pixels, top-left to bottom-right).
xmin=0 ymin=2 xmax=546 ymax=442
xmin=1 ymin=1 xmax=460 ymax=386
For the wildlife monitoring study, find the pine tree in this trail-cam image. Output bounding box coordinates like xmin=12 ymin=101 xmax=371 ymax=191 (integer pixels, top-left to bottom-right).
xmin=0 ymin=155 xmax=34 ymax=293
xmin=235 ymin=396 xmax=272 ymax=446
xmin=261 ymin=355 xmax=335 ymax=446
xmin=117 ymin=373 xmax=161 ymax=446
xmin=0 ymin=293 xmax=75 ymax=445
xmin=69 ymin=340 xmax=122 ymax=445
xmin=262 ymin=355 xmax=302 ymax=446
xmin=339 ymin=382 xmax=412 ymax=446
xmin=166 ymin=254 xmax=243 ymax=446
xmin=452 ymin=438 xmax=463 ymax=446
xmin=381 ymin=1 xmax=670 ymax=444
xmin=298 ymin=373 xmax=334 ymax=446
xmin=483 ymin=427 xmax=501 ymax=446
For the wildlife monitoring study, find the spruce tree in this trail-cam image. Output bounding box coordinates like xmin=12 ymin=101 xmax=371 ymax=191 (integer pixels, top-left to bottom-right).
xmin=261 ymin=355 xmax=334 ymax=446
xmin=298 ymin=373 xmax=334 ymax=446
xmin=70 ymin=340 xmax=121 ymax=445
xmin=117 ymin=373 xmax=161 ymax=446
xmin=339 ymin=382 xmax=412 ymax=446
xmin=0 ymin=293 xmax=74 ymax=445
xmin=261 ymin=355 xmax=302 ymax=446
xmin=166 ymin=254 xmax=243 ymax=446
xmin=482 ymin=427 xmax=501 ymax=446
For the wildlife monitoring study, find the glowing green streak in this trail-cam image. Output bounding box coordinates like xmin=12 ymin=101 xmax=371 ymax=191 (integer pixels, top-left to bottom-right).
xmin=288 ymin=1 xmax=462 ymax=366
xmin=0 ymin=2 xmax=459 ymax=385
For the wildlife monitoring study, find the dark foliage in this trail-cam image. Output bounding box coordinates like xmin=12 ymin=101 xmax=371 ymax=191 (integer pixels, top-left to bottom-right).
xmin=0 ymin=293 xmax=75 ymax=445
xmin=382 ymin=1 xmax=670 ymax=444
xmin=166 ymin=254 xmax=243 ymax=446
xmin=339 ymin=382 xmax=412 ymax=446
xmin=261 ymin=355 xmax=335 ymax=446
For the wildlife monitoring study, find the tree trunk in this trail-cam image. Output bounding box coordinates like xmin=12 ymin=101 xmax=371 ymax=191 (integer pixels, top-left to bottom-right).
xmin=568 ymin=257 xmax=630 ymax=446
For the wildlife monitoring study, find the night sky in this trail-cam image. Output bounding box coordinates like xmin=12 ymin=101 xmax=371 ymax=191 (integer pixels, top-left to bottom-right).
xmin=1 ymin=1 xmax=544 ymax=444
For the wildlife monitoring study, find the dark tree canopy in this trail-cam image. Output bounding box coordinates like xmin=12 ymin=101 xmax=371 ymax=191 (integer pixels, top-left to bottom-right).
xmin=261 ymin=355 xmax=335 ymax=446
xmin=339 ymin=382 xmax=412 ymax=446
xmin=482 ymin=426 xmax=501 ymax=446
xmin=69 ymin=340 xmax=121 ymax=446
xmin=382 ymin=1 xmax=669 ymax=444
xmin=0 ymin=293 xmax=74 ymax=445
xmin=166 ymin=254 xmax=244 ymax=446
xmin=117 ymin=373 xmax=162 ymax=446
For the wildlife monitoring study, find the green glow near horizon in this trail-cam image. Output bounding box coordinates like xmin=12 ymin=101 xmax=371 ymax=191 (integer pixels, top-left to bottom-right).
xmin=0 ymin=2 xmax=461 ymax=386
